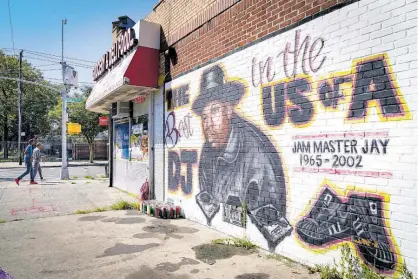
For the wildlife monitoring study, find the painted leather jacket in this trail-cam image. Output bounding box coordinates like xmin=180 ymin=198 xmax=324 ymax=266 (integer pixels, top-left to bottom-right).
xmin=196 ymin=114 xmax=292 ymax=250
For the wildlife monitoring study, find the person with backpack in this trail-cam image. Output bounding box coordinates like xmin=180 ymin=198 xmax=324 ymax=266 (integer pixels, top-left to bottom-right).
xmin=14 ymin=139 xmax=37 ymax=185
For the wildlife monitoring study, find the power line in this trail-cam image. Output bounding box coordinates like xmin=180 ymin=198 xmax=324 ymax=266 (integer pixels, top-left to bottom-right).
xmin=0 ymin=69 xmax=94 ymax=85
xmin=7 ymin=0 xmax=15 ymax=55
xmin=25 ymin=51 xmax=92 ymax=66
xmin=2 ymin=47 xmax=96 ymax=64
xmin=36 ymin=68 xmax=62 ymax=72
xmin=24 ymin=55 xmax=93 ymax=69
xmin=44 ymin=77 xmax=93 ymax=84
xmin=2 ymin=48 xmax=94 ymax=69
xmin=25 ymin=49 xmax=96 ymax=64
xmin=24 ymin=55 xmax=61 ymax=64
xmin=35 ymin=63 xmax=59 ymax=68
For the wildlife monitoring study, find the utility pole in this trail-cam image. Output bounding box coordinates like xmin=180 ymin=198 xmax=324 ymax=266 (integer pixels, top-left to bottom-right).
xmin=18 ymin=50 xmax=23 ymax=165
xmin=60 ymin=18 xmax=69 ymax=179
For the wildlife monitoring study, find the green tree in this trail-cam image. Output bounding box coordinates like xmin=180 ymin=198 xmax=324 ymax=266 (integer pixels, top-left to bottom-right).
xmin=0 ymin=51 xmax=58 ymax=158
xmin=68 ymin=86 xmax=106 ymax=163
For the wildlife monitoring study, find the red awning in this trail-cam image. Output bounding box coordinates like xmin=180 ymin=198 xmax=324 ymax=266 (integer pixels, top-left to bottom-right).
xmin=86 ymin=20 xmax=160 ymax=113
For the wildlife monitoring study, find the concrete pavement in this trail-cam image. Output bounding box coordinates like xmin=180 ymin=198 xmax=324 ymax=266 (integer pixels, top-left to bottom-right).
xmin=0 ymin=178 xmax=319 ymax=279
xmin=0 ymin=160 xmax=108 ymax=169
xmin=0 ymin=210 xmax=319 ymax=279
xmin=0 ymin=165 xmax=107 ymax=182
xmin=0 ymin=179 xmax=135 ymax=221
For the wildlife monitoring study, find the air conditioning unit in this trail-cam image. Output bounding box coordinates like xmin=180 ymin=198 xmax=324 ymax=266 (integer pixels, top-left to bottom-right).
xmin=111 ymin=102 xmax=130 ymax=118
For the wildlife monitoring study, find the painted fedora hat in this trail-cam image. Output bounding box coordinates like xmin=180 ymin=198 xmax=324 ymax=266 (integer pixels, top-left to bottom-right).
xmin=191 ymin=64 xmax=245 ymax=116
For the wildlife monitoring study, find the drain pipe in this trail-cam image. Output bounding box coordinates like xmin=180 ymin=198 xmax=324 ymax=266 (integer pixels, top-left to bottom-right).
xmin=161 ymin=72 xmax=170 ymax=202
xmin=108 ymin=107 xmax=114 ymax=187
xmin=150 ymin=92 xmax=155 ymax=200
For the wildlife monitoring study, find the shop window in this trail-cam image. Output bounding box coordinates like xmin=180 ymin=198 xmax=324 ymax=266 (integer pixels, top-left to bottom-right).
xmin=130 ymin=114 xmax=149 ymax=162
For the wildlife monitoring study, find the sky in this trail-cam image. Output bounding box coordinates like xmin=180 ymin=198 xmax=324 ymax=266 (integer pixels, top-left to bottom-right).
xmin=0 ymin=0 xmax=157 ymax=89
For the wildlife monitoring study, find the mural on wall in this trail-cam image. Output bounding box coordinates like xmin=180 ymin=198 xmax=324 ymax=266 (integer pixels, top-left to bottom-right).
xmin=191 ymin=65 xmax=292 ymax=250
xmin=115 ymin=122 xmax=129 ymax=160
xmin=166 ymin=21 xmax=414 ymax=274
xmin=165 ymin=111 xmax=194 ymax=149
xmin=296 ymin=180 xmax=398 ymax=273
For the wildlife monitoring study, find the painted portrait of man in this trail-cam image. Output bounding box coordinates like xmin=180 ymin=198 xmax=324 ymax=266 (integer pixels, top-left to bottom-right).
xmin=192 ymin=64 xmax=292 ymax=250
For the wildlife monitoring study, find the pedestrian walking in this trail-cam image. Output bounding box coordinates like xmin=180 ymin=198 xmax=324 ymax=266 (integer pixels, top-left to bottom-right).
xmin=32 ymin=142 xmax=44 ymax=182
xmin=15 ymin=139 xmax=37 ymax=185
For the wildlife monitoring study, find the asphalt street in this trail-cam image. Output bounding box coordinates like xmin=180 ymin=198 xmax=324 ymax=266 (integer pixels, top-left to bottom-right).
xmin=0 ymin=165 xmax=106 ymax=182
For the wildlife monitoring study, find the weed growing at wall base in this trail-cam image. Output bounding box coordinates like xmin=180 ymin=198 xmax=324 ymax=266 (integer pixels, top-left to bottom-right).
xmin=212 ymin=237 xmax=258 ymax=250
xmin=0 ymin=218 xmax=6 ymax=224
xmin=313 ymin=244 xmax=416 ymax=279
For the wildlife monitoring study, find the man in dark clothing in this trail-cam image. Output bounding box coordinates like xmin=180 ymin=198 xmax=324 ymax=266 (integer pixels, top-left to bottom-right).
xmin=192 ymin=65 xmax=292 ymax=250
xmin=15 ymin=139 xmax=37 ymax=185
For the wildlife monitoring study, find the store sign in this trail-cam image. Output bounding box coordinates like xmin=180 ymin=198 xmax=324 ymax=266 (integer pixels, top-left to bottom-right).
xmin=93 ymin=28 xmax=138 ymax=81
xmin=133 ymin=96 xmax=146 ymax=104
xmin=99 ymin=116 xmax=109 ymax=126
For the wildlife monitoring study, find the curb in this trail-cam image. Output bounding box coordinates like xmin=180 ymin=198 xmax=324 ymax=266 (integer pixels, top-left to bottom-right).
xmin=0 ymin=163 xmax=107 ymax=170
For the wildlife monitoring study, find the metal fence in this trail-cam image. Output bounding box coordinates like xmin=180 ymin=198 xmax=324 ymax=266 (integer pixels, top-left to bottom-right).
xmin=0 ymin=140 xmax=108 ymax=162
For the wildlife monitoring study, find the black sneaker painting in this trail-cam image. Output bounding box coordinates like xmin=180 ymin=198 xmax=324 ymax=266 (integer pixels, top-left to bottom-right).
xmin=296 ymin=184 xmax=397 ymax=273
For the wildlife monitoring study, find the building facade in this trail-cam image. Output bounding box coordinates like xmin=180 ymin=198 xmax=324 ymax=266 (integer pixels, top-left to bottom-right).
xmin=87 ymin=0 xmax=418 ymax=277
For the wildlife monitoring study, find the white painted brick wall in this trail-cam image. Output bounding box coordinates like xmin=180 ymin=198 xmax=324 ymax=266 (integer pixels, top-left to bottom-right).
xmin=164 ymin=0 xmax=418 ymax=277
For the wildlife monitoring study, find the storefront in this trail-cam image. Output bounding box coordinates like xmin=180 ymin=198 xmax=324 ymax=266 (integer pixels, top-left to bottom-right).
xmin=86 ymin=19 xmax=162 ymax=198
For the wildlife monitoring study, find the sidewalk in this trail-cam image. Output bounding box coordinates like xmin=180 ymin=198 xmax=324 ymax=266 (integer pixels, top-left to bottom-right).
xmin=0 ymin=178 xmax=133 ymax=221
xmin=0 ymin=179 xmax=319 ymax=279
xmin=0 ymin=160 xmax=108 ymax=169
xmin=0 ymin=210 xmax=318 ymax=279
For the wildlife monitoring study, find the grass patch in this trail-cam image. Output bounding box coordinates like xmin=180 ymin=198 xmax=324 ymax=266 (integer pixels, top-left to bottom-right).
xmin=72 ymin=176 xmax=78 ymax=179
xmin=99 ymin=174 xmax=106 ymax=178
xmin=75 ymin=207 xmax=109 ymax=214
xmin=211 ymin=237 xmax=257 ymax=250
xmin=0 ymin=218 xmax=6 ymax=224
xmin=84 ymin=175 xmax=94 ymax=180
xmin=71 ymin=182 xmax=76 ymax=184
xmin=110 ymin=200 xmax=138 ymax=210
xmin=94 ymin=207 xmax=107 ymax=212
xmin=75 ymin=209 xmax=93 ymax=214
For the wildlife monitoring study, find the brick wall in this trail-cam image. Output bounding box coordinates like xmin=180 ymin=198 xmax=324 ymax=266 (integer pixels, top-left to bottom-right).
xmin=146 ymin=0 xmax=354 ymax=78
xmin=161 ymin=0 xmax=418 ymax=277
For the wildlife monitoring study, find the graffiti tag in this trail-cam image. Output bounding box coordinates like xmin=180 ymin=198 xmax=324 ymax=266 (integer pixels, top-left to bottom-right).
xmin=178 ymin=113 xmax=194 ymax=139
xmin=165 ymin=111 xmax=180 ymax=149
xmin=165 ymin=111 xmax=194 ymax=149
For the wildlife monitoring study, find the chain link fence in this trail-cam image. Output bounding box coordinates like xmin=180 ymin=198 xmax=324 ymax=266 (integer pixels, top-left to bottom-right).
xmin=0 ymin=140 xmax=108 ymax=162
